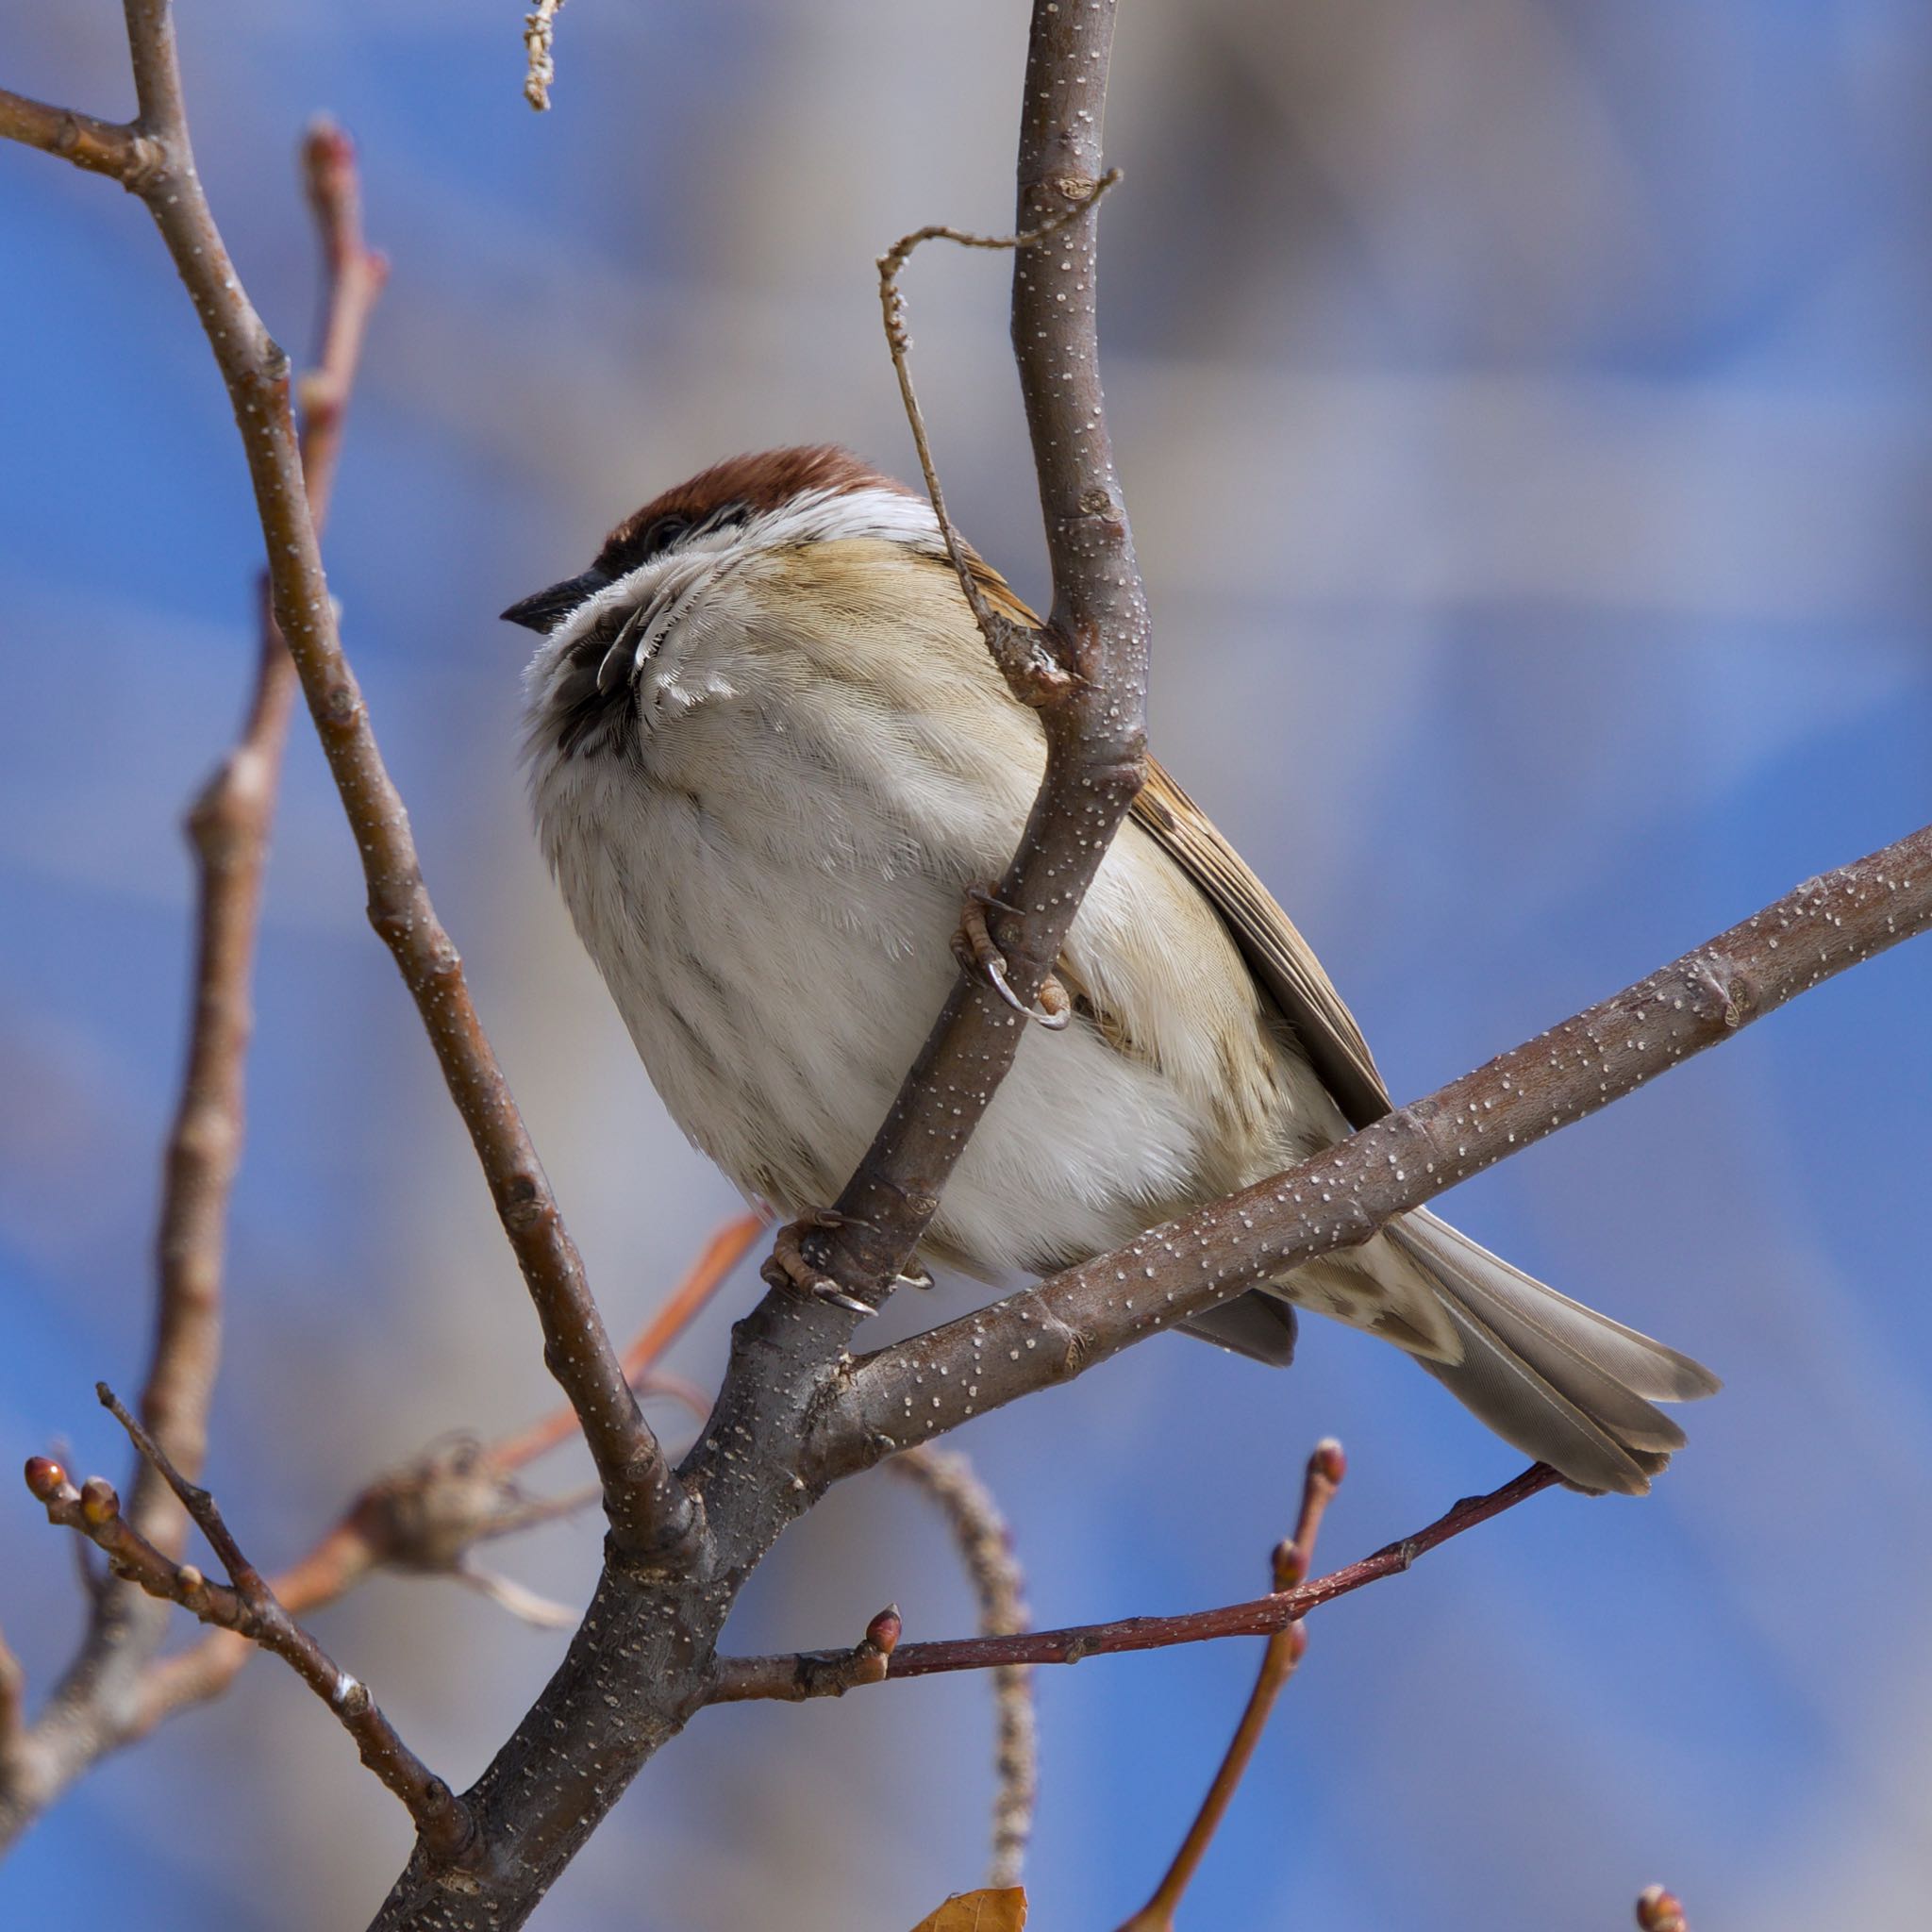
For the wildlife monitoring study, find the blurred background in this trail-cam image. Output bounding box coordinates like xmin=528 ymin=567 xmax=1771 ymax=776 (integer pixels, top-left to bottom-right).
xmin=4 ymin=2 xmax=1930 ymax=1926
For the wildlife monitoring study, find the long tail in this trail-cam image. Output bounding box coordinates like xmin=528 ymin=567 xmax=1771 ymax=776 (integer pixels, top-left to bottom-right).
xmin=1384 ymin=1210 xmax=1721 ymax=1495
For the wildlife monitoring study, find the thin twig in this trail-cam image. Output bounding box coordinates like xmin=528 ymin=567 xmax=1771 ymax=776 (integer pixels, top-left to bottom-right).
xmin=0 ymin=106 xmax=388 ymax=1852
xmin=708 ymin=1607 xmax=903 ymax=1704
xmin=1115 ymin=1441 xmax=1344 ymax=1932
xmin=710 ymin=1462 xmax=1556 ymax=1700
xmin=24 ymin=1398 xmax=474 ymax=1861
xmin=875 ymin=171 xmax=1121 ymax=707
xmin=491 ymin=1210 xmax=762 ymax=1474
xmin=128 ymin=1212 xmax=750 ymax=1738
xmin=888 ymin=1446 xmax=1037 ymax=1888
xmin=0 ymin=86 xmax=154 ymax=181
xmin=132 ymin=115 xmax=386 ymax=1563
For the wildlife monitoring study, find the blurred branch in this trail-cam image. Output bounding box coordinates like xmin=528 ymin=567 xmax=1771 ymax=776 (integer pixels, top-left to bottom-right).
xmin=1114 ymin=1441 xmax=1342 ymax=1932
xmin=0 ymin=108 xmax=385 ymax=1854
xmin=25 ymin=1391 xmax=474 ymax=1862
xmin=0 ymin=2 xmax=680 ymax=1561
xmin=818 ymin=824 xmax=1932 ymax=1470
xmin=491 ymin=1210 xmax=763 ymax=1473
xmin=523 ymin=0 xmax=567 ymax=111
xmin=888 ymin=1446 xmax=1037 ymax=1890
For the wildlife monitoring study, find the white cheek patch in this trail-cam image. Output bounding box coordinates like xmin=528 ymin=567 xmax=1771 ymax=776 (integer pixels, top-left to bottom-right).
xmin=524 ymin=483 xmax=943 ymax=749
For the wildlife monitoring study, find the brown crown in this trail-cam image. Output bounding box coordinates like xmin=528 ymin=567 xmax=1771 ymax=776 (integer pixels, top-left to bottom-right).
xmin=592 ymin=445 xmax=915 ymax=576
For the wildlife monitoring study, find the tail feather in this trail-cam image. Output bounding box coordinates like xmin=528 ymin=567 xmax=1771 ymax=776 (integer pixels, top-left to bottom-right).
xmin=1385 ymin=1210 xmax=1721 ymax=1496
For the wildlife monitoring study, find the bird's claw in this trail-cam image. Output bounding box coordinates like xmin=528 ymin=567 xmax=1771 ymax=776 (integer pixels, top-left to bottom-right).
xmin=954 ymin=884 xmax=1072 ymax=1030
xmin=761 ymin=1209 xmax=874 ymax=1314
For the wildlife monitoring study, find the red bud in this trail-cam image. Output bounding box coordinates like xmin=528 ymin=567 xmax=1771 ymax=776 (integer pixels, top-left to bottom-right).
xmin=864 ymin=1604 xmax=903 ymax=1657
xmin=23 ymin=1456 xmax=67 ymax=1501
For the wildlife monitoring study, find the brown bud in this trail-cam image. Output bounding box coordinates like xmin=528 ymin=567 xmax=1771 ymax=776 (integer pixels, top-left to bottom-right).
xmin=80 ymin=1476 xmax=121 ymax=1525
xmin=1271 ymin=1538 xmax=1307 ymax=1591
xmin=1282 ymin=1620 xmax=1309 ymax=1665
xmin=1637 ymin=1886 xmax=1687 ymax=1932
xmin=177 ymin=1563 xmax=205 ymax=1596
xmin=1310 ymin=1439 xmax=1347 ymax=1486
xmin=24 ymin=1456 xmax=68 ymax=1501
xmin=864 ymin=1604 xmax=903 ymax=1658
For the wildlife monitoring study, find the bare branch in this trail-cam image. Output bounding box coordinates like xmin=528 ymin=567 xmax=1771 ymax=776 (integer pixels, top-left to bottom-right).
xmin=0 ymin=3 xmax=679 ymax=1557
xmin=24 ymin=1397 xmax=474 ymax=1861
xmin=821 ymin=824 xmax=1932 ymax=1466
xmin=0 ymin=103 xmax=388 ymax=1853
xmin=491 ymin=1210 xmax=763 ymax=1474
xmin=711 ymin=1462 xmax=1555 ymax=1697
xmin=132 ymin=114 xmax=385 ymax=1563
xmin=0 ymin=87 xmax=154 ymax=182
xmin=888 ymin=1447 xmax=1037 ymax=1889
xmin=1115 ymin=1441 xmax=1342 ymax=1932
xmin=707 ymin=1607 xmax=903 ymax=1705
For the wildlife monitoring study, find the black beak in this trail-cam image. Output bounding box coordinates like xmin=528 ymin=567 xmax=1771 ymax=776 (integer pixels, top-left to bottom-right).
xmin=500 ymin=568 xmax=611 ymax=633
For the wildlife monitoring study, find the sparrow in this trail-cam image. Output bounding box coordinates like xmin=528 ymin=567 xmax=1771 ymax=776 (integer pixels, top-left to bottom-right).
xmin=507 ymin=444 xmax=1718 ymax=1494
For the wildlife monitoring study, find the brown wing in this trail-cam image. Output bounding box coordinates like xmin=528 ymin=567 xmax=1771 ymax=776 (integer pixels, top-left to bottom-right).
xmin=1130 ymin=761 xmax=1392 ymax=1130
xmin=957 ymin=554 xmax=1390 ymax=1128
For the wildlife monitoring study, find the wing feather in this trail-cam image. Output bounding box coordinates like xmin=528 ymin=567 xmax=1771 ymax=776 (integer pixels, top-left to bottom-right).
xmin=958 ymin=554 xmax=1389 ymax=1128
xmin=1130 ymin=761 xmax=1392 ymax=1130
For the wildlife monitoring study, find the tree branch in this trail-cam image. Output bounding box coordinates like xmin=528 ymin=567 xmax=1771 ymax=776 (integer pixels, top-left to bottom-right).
xmin=1115 ymin=1441 xmax=1341 ymax=1932
xmin=818 ymin=824 xmax=1932 ymax=1468
xmin=24 ymin=1392 xmax=474 ymax=1862
xmin=0 ymin=2 xmax=679 ymax=1557
xmin=0 ymin=87 xmax=153 ymax=182
xmin=0 ymin=108 xmax=386 ymax=1854
xmin=711 ymin=1463 xmax=1556 ymax=1697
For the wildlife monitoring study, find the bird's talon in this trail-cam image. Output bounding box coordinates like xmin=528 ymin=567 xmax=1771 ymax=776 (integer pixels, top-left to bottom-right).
xmin=763 ymin=1210 xmax=873 ymax=1315
xmin=957 ymin=885 xmax=1071 ymax=1029
xmin=895 ymin=1264 xmax=935 ymax=1291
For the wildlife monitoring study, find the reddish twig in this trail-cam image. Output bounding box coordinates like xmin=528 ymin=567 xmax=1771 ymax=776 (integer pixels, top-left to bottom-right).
xmin=712 ymin=1463 xmax=1556 ymax=1701
xmin=25 ymin=1392 xmax=474 ymax=1861
xmin=129 ymin=1212 xmax=756 ymax=1739
xmin=888 ymin=1446 xmax=1037 ymax=1888
xmin=132 ymin=114 xmax=385 ymax=1561
xmin=1115 ymin=1441 xmax=1344 ymax=1932
xmin=491 ymin=1210 xmax=762 ymax=1474
xmin=708 ymin=1606 xmax=903 ymax=1705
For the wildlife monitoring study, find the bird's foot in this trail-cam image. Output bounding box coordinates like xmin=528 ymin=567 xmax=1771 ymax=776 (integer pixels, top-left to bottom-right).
xmin=953 ymin=884 xmax=1070 ymax=1030
xmin=761 ymin=1208 xmax=874 ymax=1315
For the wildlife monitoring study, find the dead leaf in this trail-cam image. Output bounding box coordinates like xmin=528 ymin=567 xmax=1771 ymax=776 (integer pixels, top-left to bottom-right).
xmin=908 ymin=1888 xmax=1028 ymax=1932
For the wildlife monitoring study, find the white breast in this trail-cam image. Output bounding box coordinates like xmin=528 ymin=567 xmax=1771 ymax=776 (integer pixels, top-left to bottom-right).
xmin=525 ymin=535 xmax=1313 ymax=1279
